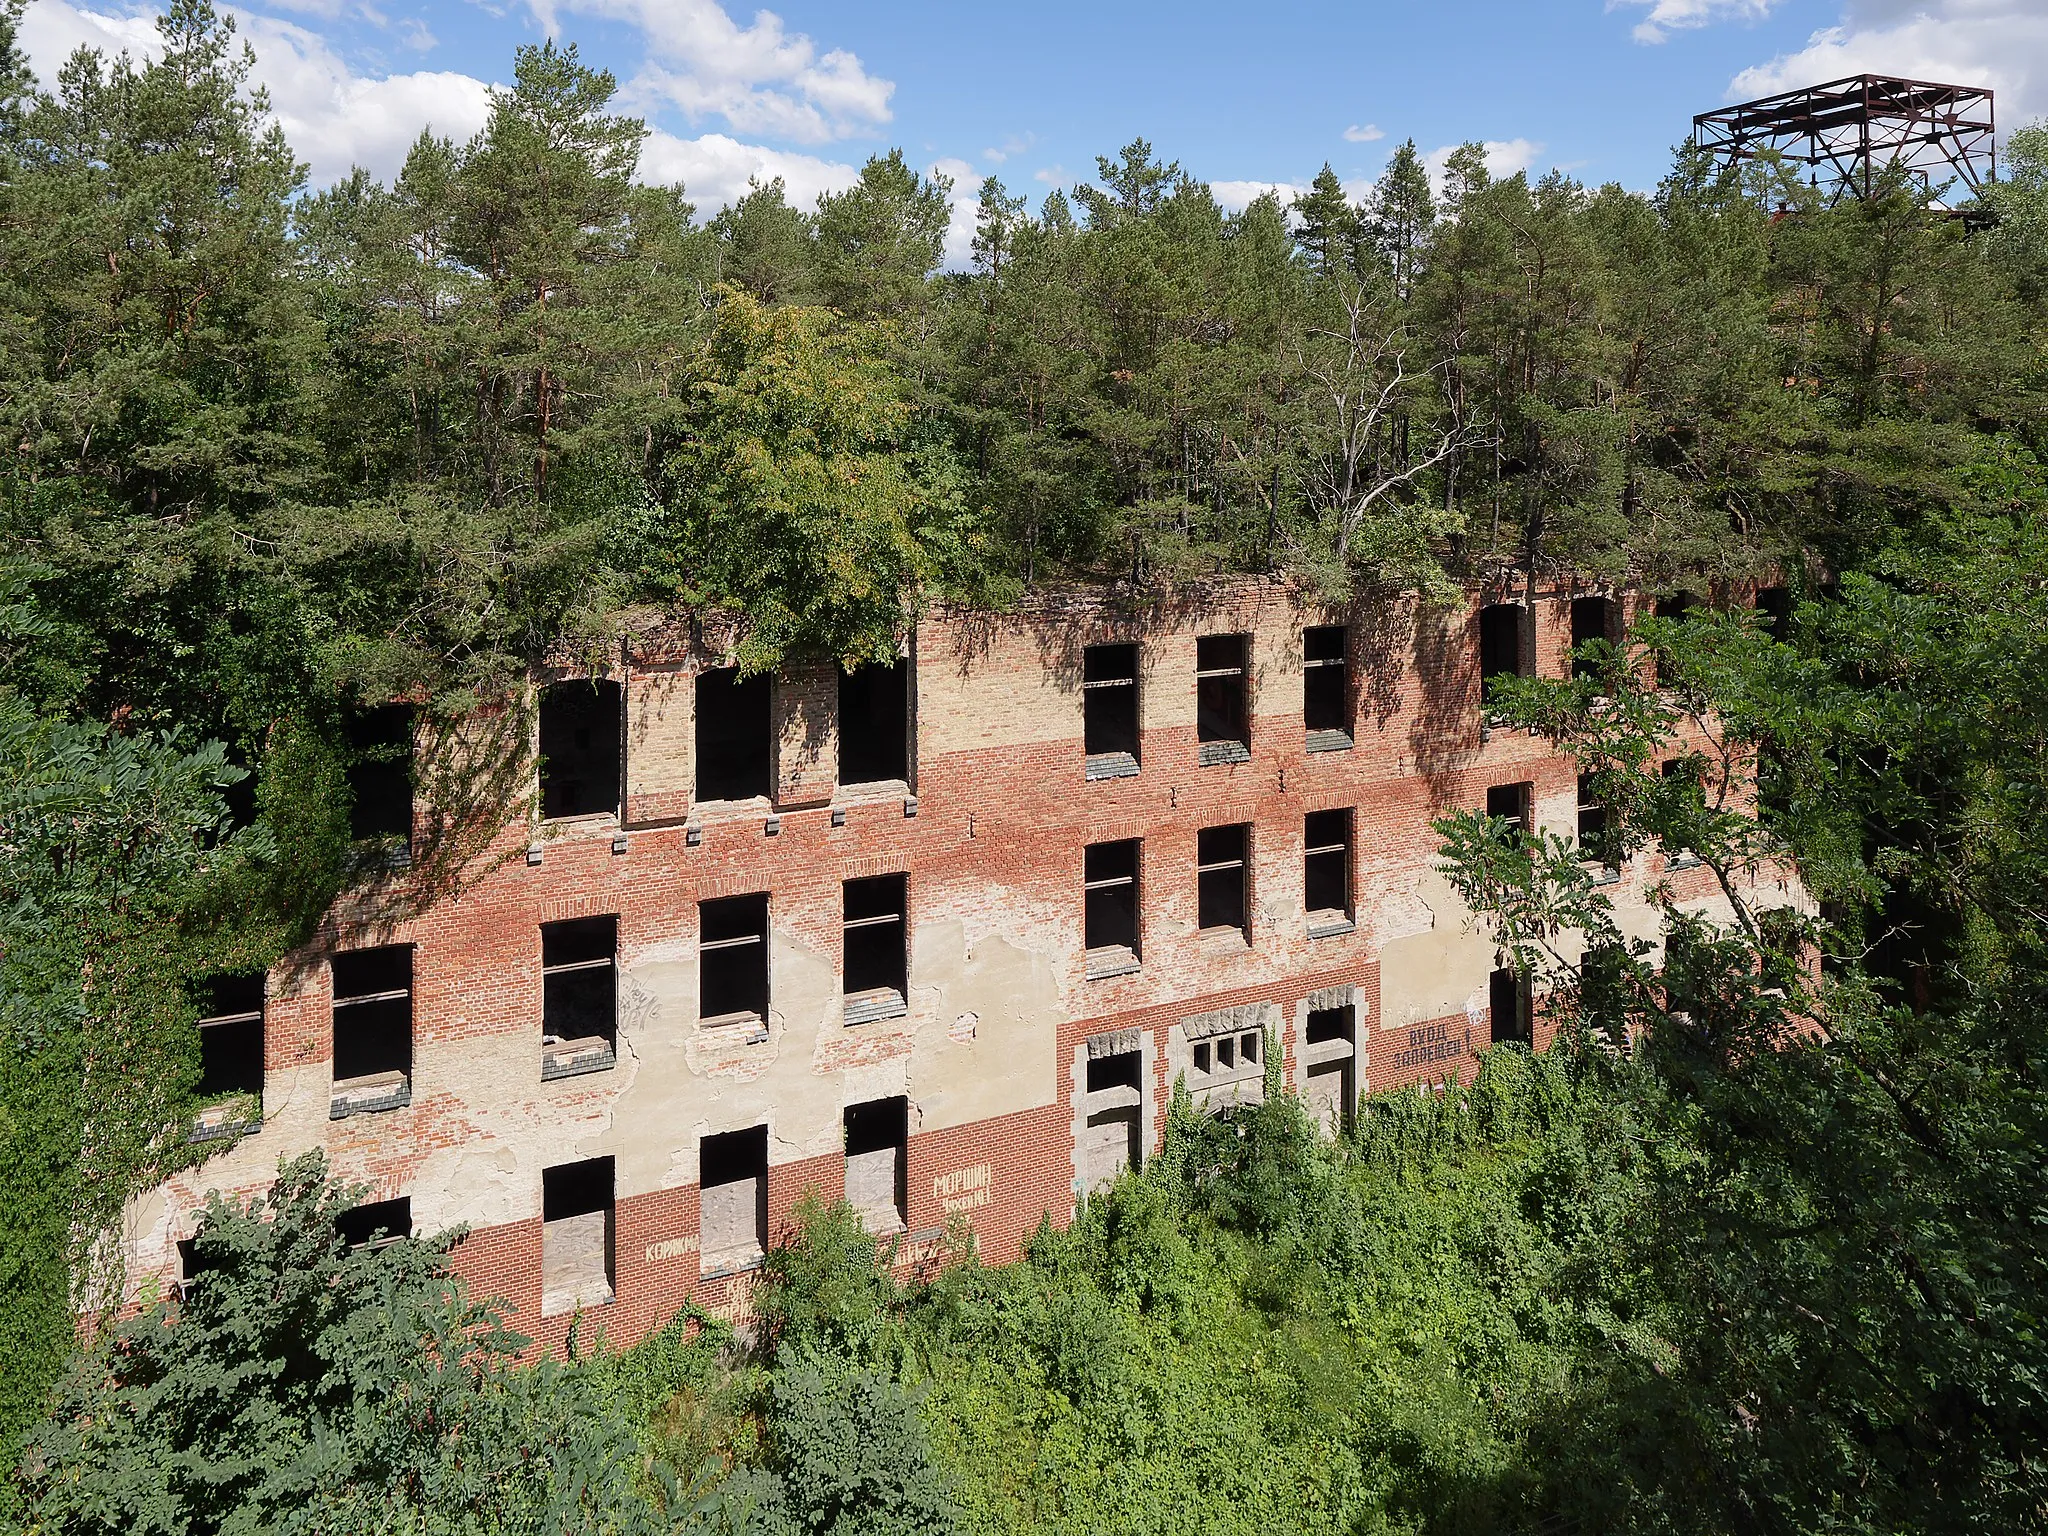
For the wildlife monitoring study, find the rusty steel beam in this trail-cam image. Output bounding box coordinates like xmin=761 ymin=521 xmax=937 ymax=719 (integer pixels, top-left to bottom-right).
xmin=1693 ymin=73 xmax=1995 ymax=204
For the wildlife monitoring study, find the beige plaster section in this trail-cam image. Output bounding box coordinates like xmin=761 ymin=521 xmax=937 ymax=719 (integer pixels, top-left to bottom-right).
xmin=903 ymin=920 xmax=1061 ymax=1133
xmin=1374 ymin=865 xmax=1498 ymax=1032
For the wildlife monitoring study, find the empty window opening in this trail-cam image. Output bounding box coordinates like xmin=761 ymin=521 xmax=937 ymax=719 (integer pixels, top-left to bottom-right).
xmin=1486 ymin=781 xmax=1534 ymax=845
xmin=694 ymin=667 xmax=772 ymax=802
xmin=196 ymin=974 xmax=264 ymax=1102
xmin=1196 ymin=634 xmax=1251 ymax=765
xmin=1577 ymin=773 xmax=1611 ymax=867
xmin=1085 ymin=1049 xmax=1143 ymax=1096
xmin=330 ymin=946 xmax=412 ymax=1115
xmin=176 ymin=1237 xmax=209 ymax=1291
xmin=1186 ymin=1023 xmax=1263 ymax=1113
xmin=345 ymin=704 xmax=414 ymax=845
xmin=1653 ymin=593 xmax=1699 ymax=687
xmin=700 ymin=1126 xmax=768 ymax=1266
xmin=1571 ymin=597 xmax=1619 ymax=684
xmin=336 ymin=1196 xmax=412 ymax=1253
xmin=699 ymin=894 xmax=769 ymax=1026
xmin=539 ymin=680 xmax=622 ymax=820
xmin=843 ymin=1097 xmax=907 ymax=1232
xmin=1080 ymin=1045 xmax=1142 ymax=1190
xmin=1084 ymin=840 xmax=1141 ymax=976
xmin=1755 ymin=585 xmax=1792 ymax=642
xmin=1303 ymin=1005 xmax=1358 ymax=1135
xmin=542 ymin=916 xmax=617 ymax=1080
xmin=1082 ymin=643 xmax=1140 ymax=777
xmin=1581 ymin=943 xmax=1629 ymax=1049
xmin=542 ymin=1158 xmax=614 ymax=1315
xmin=1489 ymin=965 xmax=1532 ymax=1046
xmin=1303 ymin=625 xmax=1351 ymax=748
xmin=1304 ymin=809 xmax=1353 ymax=933
xmin=1197 ymin=824 xmax=1250 ymax=938
xmin=1478 ymin=604 xmax=1528 ymax=686
xmin=838 ymin=661 xmax=909 ymax=786
xmin=843 ymin=874 xmax=908 ymax=1023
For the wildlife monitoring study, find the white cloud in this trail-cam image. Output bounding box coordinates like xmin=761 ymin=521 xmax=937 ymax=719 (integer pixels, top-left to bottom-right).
xmin=20 ymin=1 xmax=493 ymax=187
xmin=1032 ymin=164 xmax=1068 ymax=186
xmin=535 ymin=0 xmax=892 ymax=144
xmin=1728 ymin=3 xmax=2047 ymax=126
xmin=640 ymin=129 xmax=859 ymax=209
xmin=1343 ymin=123 xmax=1384 ymax=143
xmin=1614 ymin=0 xmax=1780 ymax=45
xmin=1210 ymin=178 xmax=1304 ymax=212
xmin=981 ymin=131 xmax=1034 ymax=165
xmin=1422 ymin=137 xmax=1546 ymax=190
xmin=928 ymin=155 xmax=979 ymax=269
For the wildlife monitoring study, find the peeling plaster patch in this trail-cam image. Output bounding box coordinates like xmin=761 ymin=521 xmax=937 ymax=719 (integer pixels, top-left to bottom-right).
xmin=1376 ymin=888 xmax=1435 ymax=943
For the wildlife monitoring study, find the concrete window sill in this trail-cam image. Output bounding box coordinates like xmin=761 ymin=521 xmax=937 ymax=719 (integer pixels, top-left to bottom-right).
xmin=329 ymin=1072 xmax=411 ymax=1120
xmin=1084 ymin=946 xmax=1141 ymax=980
xmin=1198 ymin=739 xmax=1251 ymax=767
xmin=1085 ymin=751 xmax=1140 ymax=782
xmin=700 ymin=1247 xmax=765 ymax=1281
xmin=1307 ymin=912 xmax=1356 ymax=939
xmin=699 ymin=1011 xmax=770 ymax=1043
xmin=541 ymin=1036 xmax=617 ymax=1081
xmin=1304 ymin=730 xmax=1354 ymax=754
xmin=844 ymin=988 xmax=908 ymax=1026
xmin=1196 ymin=927 xmax=1251 ymax=952
xmin=540 ymin=1278 xmax=614 ymax=1318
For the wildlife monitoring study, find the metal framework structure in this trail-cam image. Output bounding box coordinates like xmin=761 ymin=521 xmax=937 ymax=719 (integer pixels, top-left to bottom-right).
xmin=1693 ymin=74 xmax=1995 ymax=205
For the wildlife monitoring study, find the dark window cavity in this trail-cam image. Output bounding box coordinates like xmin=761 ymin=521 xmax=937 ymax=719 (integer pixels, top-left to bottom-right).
xmin=1083 ymin=840 xmax=1141 ymax=972
xmin=1577 ymin=772 xmax=1610 ymax=865
xmin=345 ymin=704 xmax=414 ymax=844
xmin=1195 ymin=634 xmax=1251 ymax=765
xmin=694 ymin=667 xmax=772 ymax=802
xmin=843 ymin=875 xmax=908 ymax=1022
xmin=196 ymin=974 xmax=264 ymax=1100
xmin=838 ymin=661 xmax=909 ymax=786
xmin=1082 ymin=642 xmax=1140 ymax=776
xmin=1303 ymin=809 xmax=1353 ymax=929
xmin=542 ymin=916 xmax=617 ymax=1079
xmin=1303 ymin=1004 xmax=1358 ymax=1134
xmin=1571 ymin=597 xmax=1620 ymax=683
xmin=1653 ymin=592 xmax=1699 ymax=686
xmin=700 ymin=1126 xmax=768 ymax=1264
xmin=1303 ymin=625 xmax=1351 ymax=747
xmin=330 ymin=946 xmax=412 ymax=1113
xmin=1197 ymin=824 xmax=1250 ymax=937
xmin=1489 ymin=965 xmax=1531 ymax=1046
xmin=1755 ymin=584 xmax=1792 ymax=641
xmin=1486 ymin=781 xmax=1533 ymax=844
xmin=539 ymin=680 xmax=622 ymax=820
xmin=1080 ymin=1045 xmax=1143 ymax=1189
xmin=699 ymin=894 xmax=769 ymax=1024
xmin=1478 ymin=603 xmax=1528 ymax=685
xmin=843 ymin=1097 xmax=907 ymax=1231
xmin=336 ymin=1196 xmax=412 ymax=1252
xmin=541 ymin=1157 xmax=614 ymax=1314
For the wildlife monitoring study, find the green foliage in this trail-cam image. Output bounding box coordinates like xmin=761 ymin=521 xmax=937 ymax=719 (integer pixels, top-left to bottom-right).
xmin=20 ymin=1151 xmax=668 ymax=1535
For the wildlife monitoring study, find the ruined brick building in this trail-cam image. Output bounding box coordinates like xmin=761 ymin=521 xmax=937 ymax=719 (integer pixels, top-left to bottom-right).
xmin=131 ymin=577 xmax=1799 ymax=1347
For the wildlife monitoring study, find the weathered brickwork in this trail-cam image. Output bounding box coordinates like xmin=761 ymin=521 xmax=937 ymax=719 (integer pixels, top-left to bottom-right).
xmin=125 ymin=577 xmax=1802 ymax=1353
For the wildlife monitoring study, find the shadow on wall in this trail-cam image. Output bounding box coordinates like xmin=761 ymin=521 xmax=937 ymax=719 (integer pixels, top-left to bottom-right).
xmin=1407 ymin=602 xmax=1480 ymax=799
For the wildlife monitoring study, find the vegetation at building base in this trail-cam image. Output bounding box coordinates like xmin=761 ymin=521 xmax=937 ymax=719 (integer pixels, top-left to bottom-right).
xmin=0 ymin=0 xmax=2045 ymax=1527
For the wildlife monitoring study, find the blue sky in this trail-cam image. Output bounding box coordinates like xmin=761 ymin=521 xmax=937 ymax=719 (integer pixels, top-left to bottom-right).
xmin=16 ymin=0 xmax=2045 ymax=257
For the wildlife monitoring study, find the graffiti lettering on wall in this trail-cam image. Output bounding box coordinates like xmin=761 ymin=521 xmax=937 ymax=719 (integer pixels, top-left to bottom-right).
xmin=1391 ymin=1019 xmax=1474 ymax=1072
xmin=644 ymin=1235 xmax=701 ymax=1263
xmin=932 ymin=1162 xmax=992 ymax=1214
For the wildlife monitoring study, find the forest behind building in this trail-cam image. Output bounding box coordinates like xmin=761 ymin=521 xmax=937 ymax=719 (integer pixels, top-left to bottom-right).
xmin=3 ymin=3 xmax=2047 ymax=1532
